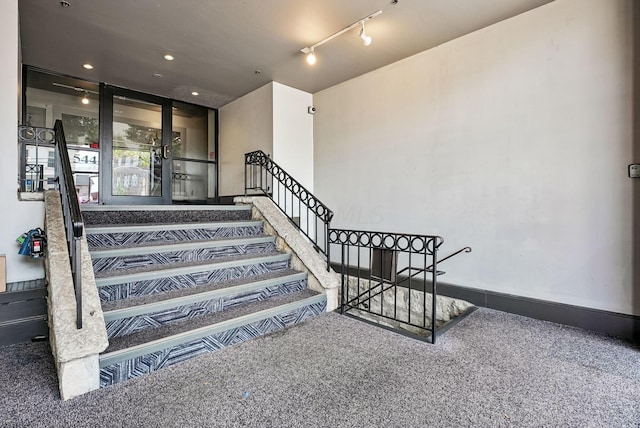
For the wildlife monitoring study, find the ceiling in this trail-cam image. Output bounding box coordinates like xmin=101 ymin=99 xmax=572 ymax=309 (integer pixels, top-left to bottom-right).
xmin=19 ymin=0 xmax=554 ymax=109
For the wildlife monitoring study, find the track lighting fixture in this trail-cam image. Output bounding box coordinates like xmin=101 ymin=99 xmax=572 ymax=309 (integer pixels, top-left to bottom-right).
xmin=360 ymin=21 xmax=372 ymax=46
xmin=81 ymin=91 xmax=90 ymax=105
xmin=301 ymin=10 xmax=382 ymax=65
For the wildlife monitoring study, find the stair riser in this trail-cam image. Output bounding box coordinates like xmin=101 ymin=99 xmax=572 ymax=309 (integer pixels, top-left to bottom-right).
xmin=99 ymin=260 xmax=291 ymax=303
xmin=92 ymin=242 xmax=277 ymax=273
xmin=83 ymin=209 xmax=252 ymax=225
xmin=87 ymin=225 xmax=263 ymax=249
xmin=100 ymin=300 xmax=326 ymax=387
xmin=105 ymin=279 xmax=307 ymax=339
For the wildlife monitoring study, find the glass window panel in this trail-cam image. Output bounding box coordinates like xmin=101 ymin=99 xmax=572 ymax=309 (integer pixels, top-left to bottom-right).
xmin=61 ymin=113 xmax=99 ymax=147
xmin=112 ymin=97 xmax=163 ymax=197
xmin=172 ymin=160 xmax=208 ymax=201
xmin=172 ymin=102 xmax=208 ymax=161
xmin=24 ymin=69 xmax=100 ymax=202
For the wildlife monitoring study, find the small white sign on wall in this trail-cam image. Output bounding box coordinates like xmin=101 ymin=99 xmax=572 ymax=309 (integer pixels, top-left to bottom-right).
xmin=629 ymin=164 xmax=640 ymax=178
xmin=0 ymin=255 xmax=5 ymax=292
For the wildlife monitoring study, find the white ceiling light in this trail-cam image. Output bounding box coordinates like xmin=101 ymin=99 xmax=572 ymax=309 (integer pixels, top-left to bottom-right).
xmin=164 ymin=54 xmax=174 ymax=61
xmin=359 ymin=22 xmax=372 ymax=46
xmin=81 ymin=91 xmax=90 ymax=105
xmin=306 ymin=48 xmax=316 ymax=65
xmin=191 ymin=91 xmax=199 ymax=96
xmin=301 ymin=10 xmax=381 ymax=65
xmin=82 ymin=63 xmax=94 ymax=70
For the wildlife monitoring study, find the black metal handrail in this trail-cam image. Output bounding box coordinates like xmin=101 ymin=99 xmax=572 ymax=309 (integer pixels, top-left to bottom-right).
xmin=53 ymin=120 xmax=85 ymax=329
xmin=328 ymin=228 xmax=471 ymax=344
xmin=244 ymin=150 xmax=334 ymax=261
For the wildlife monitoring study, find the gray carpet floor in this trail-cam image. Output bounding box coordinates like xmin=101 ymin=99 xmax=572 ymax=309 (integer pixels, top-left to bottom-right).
xmin=1 ymin=308 xmax=639 ymax=427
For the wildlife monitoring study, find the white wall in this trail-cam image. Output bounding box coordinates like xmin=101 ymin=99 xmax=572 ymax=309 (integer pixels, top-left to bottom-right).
xmin=219 ymin=83 xmax=273 ymax=196
xmin=314 ymin=0 xmax=636 ymax=315
xmin=1 ymin=1 xmax=45 ymax=283
xmin=273 ymin=82 xmax=314 ymax=192
xmin=219 ymin=82 xmax=314 ymax=197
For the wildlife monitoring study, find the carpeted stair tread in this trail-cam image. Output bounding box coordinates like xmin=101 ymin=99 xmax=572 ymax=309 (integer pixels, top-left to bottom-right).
xmin=88 ymin=234 xmax=274 ymax=253
xmin=93 ymin=250 xmax=286 ymax=279
xmin=82 ymin=207 xmax=252 ymax=226
xmin=85 ymin=220 xmax=260 ymax=231
xmin=104 ymin=289 xmax=320 ymax=353
xmin=100 ymin=269 xmax=303 ymax=312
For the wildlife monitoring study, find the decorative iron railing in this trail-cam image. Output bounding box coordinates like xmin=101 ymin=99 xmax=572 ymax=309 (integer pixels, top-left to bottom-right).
xmin=244 ymin=150 xmax=334 ymax=260
xmin=53 ymin=120 xmax=85 ymax=329
xmin=329 ymin=228 xmax=471 ymax=344
xmin=17 ymin=125 xmax=56 ymax=192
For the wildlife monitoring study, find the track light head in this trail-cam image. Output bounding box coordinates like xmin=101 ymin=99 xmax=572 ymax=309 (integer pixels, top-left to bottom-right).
xmin=81 ymin=92 xmax=90 ymax=105
xmin=360 ymin=21 xmax=372 ymax=46
xmin=306 ymin=48 xmax=317 ymax=65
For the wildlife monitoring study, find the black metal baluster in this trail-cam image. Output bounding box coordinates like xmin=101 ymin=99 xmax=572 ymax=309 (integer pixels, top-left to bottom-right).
xmin=346 ymin=239 xmax=350 ymax=311
xmin=340 ymin=243 xmax=346 ymax=314
xmin=423 ymin=246 xmax=428 ymax=333
xmin=404 ymin=247 xmax=409 ymax=324
xmin=325 ymin=222 xmax=330 ymax=271
xmin=244 ymin=158 xmax=247 ymax=196
xmin=431 ymin=244 xmax=438 ymax=344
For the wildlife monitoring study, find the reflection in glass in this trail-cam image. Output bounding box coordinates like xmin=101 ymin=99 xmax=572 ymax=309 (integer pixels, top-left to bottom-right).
xmin=62 ymin=114 xmax=99 ymax=147
xmin=112 ymin=97 xmax=163 ymax=197
xmin=172 ymin=160 xmax=208 ymax=201
xmin=172 ymin=101 xmax=215 ymax=202
xmin=24 ymin=69 xmax=101 ymax=202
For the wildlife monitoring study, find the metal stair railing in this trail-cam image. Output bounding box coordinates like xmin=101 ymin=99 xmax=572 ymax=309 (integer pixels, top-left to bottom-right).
xmin=244 ymin=150 xmax=334 ymax=263
xmin=328 ymin=228 xmax=471 ymax=344
xmin=53 ymin=119 xmax=85 ymax=329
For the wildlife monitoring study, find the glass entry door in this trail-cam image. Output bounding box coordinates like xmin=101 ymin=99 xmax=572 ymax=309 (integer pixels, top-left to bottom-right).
xmin=100 ymin=85 xmax=172 ymax=204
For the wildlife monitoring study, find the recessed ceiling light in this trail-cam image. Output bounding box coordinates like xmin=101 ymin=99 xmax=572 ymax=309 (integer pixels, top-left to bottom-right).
xmin=82 ymin=63 xmax=93 ymax=70
xmin=164 ymin=54 xmax=174 ymax=61
xmin=152 ymin=73 xmax=163 ymax=78
xmin=191 ymin=91 xmax=199 ymax=96
xmin=60 ymin=1 xmax=70 ymax=7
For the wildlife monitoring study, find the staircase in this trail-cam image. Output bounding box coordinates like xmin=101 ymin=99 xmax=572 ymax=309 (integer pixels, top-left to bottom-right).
xmin=81 ymin=204 xmax=327 ymax=388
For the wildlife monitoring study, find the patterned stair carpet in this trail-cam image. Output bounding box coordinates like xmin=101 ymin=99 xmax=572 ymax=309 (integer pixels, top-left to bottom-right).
xmin=86 ymin=225 xmax=263 ymax=249
xmin=103 ymin=279 xmax=310 ymax=339
xmin=101 ymin=269 xmax=303 ymax=311
xmin=85 ymin=207 xmax=327 ymax=388
xmin=1 ymin=308 xmax=639 ymax=427
xmin=96 ymin=255 xmax=289 ymax=301
xmin=104 ymin=290 xmax=320 ymax=353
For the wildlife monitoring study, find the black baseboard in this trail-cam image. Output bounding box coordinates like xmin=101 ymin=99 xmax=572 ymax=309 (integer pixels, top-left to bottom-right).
xmin=437 ymin=282 xmax=640 ymax=343
xmin=331 ymin=263 xmax=640 ymax=342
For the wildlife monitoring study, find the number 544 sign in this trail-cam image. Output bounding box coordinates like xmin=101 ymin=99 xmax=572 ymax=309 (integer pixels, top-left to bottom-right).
xmin=70 ymin=149 xmax=99 ymax=173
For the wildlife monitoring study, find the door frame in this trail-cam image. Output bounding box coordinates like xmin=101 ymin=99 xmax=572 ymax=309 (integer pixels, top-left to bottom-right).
xmin=100 ymin=84 xmax=173 ymax=205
